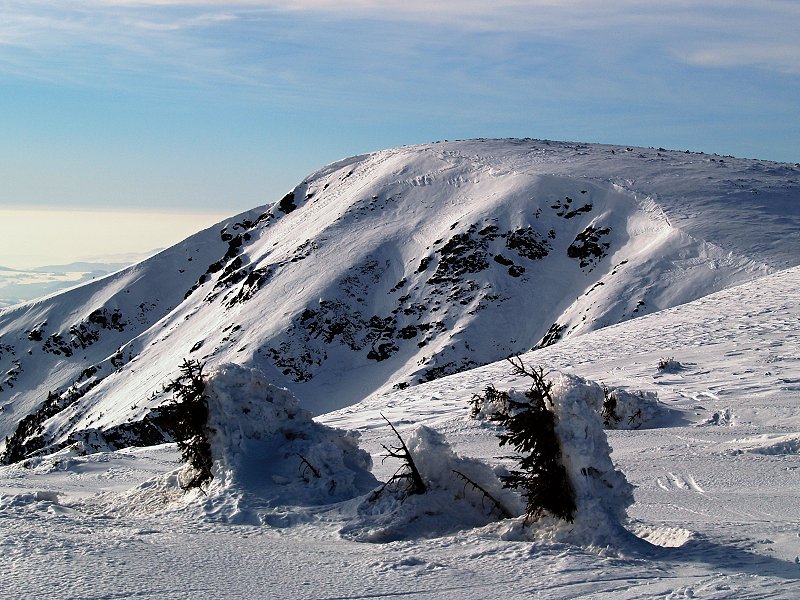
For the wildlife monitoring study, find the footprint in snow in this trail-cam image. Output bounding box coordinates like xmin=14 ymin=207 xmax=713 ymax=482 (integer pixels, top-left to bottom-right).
xmin=658 ymin=472 xmax=705 ymax=493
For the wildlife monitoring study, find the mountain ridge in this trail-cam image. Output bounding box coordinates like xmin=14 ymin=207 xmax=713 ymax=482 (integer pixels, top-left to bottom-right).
xmin=1 ymin=138 xmax=798 ymax=461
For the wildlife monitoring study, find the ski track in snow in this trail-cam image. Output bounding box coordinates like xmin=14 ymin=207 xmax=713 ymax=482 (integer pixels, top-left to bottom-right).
xmin=1 ymin=140 xmax=799 ymax=598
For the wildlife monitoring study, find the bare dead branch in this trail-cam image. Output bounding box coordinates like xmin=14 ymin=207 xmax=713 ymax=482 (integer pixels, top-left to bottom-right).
xmin=296 ymin=453 xmax=321 ymax=480
xmin=452 ymin=469 xmax=513 ymax=519
xmin=368 ymin=414 xmax=427 ymax=502
xmin=506 ymin=356 xmax=555 ymax=408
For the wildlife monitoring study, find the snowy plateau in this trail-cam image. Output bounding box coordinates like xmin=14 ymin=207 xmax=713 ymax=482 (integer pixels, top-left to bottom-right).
xmin=0 ymin=138 xmax=798 ymax=598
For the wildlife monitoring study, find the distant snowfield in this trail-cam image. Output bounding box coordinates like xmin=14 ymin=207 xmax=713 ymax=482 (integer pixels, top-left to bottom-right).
xmin=1 ymin=266 xmax=798 ymax=598
xmin=0 ymin=255 xmax=151 ymax=308
xmin=0 ymin=268 xmax=92 ymax=309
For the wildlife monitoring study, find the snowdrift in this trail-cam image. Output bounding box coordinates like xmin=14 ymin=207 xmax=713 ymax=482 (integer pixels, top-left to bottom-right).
xmin=343 ymin=372 xmax=635 ymax=545
xmin=340 ymin=425 xmax=523 ymax=542
xmin=472 ymin=372 xmax=666 ymax=430
xmin=95 ymin=366 xmax=636 ymax=544
xmin=101 ymin=364 xmax=378 ymax=523
xmin=200 ymin=364 xmax=378 ymax=508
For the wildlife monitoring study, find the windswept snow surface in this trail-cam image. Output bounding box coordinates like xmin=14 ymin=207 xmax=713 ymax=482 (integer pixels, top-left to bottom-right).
xmin=1 ymin=265 xmax=799 ymax=598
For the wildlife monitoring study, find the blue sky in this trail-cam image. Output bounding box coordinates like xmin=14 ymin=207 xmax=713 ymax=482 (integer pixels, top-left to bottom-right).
xmin=1 ymin=1 xmax=798 ymax=267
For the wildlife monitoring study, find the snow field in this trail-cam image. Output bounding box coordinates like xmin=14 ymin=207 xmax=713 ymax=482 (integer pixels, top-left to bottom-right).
xmin=2 ymin=266 xmax=798 ymax=597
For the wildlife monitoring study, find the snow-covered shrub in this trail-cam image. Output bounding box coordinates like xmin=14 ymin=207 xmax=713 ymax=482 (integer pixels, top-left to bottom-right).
xmin=472 ymin=369 xmax=661 ymax=430
xmin=200 ymin=363 xmax=377 ymax=507
xmin=703 ymin=407 xmax=735 ymax=426
xmin=340 ymin=426 xmax=522 ymax=542
xmin=103 ymin=363 xmax=378 ymax=521
xmin=489 ymin=362 xmax=576 ymax=523
xmin=493 ymin=372 xmax=636 ymax=545
xmin=471 ymin=360 xmax=635 ymax=544
xmin=147 ymin=362 xmax=377 ymax=518
xmin=158 ymin=359 xmax=213 ymax=490
xmin=601 ymin=384 xmax=661 ymax=430
xmin=657 ymin=356 xmax=683 ymax=372
xmin=469 ymin=384 xmax=510 ymax=419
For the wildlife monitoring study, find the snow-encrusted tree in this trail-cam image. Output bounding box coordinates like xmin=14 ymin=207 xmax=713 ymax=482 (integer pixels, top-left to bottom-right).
xmin=158 ymin=359 xmax=213 ymax=490
xmin=488 ymin=357 xmax=576 ymax=523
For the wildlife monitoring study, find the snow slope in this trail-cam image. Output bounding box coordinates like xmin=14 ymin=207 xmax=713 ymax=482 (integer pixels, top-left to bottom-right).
xmin=1 ymin=264 xmax=797 ymax=598
xmin=1 ymin=139 xmax=797 ymax=461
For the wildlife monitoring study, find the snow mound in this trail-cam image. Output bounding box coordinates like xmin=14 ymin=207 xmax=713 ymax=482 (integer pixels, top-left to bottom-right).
xmin=95 ymin=469 xmax=190 ymax=517
xmin=657 ymin=357 xmax=686 ymax=373
xmin=603 ymin=386 xmax=662 ymax=430
xmin=472 ymin=372 xmax=664 ymax=429
xmin=344 ymin=372 xmax=636 ymax=546
xmin=104 ymin=364 xmax=379 ymax=522
xmin=340 ymin=425 xmax=523 ymax=542
xmin=199 ymin=364 xmax=378 ymax=517
xmin=702 ymin=407 xmax=735 ymax=427
xmin=532 ymin=373 xmax=635 ymax=544
xmin=0 ymin=490 xmax=61 ymax=509
xmin=731 ymin=433 xmax=800 ymax=456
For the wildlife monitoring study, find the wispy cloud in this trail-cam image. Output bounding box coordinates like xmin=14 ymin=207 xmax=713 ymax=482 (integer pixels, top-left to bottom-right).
xmin=2 ymin=0 xmax=798 ymax=89
xmin=1 ymin=0 xmax=797 ymax=213
xmin=680 ymin=43 xmax=800 ymax=75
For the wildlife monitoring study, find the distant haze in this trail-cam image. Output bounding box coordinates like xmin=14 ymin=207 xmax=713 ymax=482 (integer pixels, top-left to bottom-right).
xmin=0 ymin=208 xmax=230 ymax=270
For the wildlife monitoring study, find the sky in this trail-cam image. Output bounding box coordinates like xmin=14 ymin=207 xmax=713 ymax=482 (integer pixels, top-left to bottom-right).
xmin=0 ymin=207 xmax=229 ymax=269
xmin=1 ymin=1 xmax=799 ymax=269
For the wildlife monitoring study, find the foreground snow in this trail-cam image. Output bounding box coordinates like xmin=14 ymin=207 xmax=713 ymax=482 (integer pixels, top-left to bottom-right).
xmin=2 ymin=266 xmax=798 ymax=598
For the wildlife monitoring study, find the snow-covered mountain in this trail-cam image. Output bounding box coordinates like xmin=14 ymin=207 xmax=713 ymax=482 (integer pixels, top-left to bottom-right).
xmin=1 ymin=139 xmax=798 ymax=462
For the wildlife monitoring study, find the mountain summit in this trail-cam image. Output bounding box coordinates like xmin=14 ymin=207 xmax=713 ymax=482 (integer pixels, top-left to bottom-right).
xmin=1 ymin=139 xmax=798 ymax=461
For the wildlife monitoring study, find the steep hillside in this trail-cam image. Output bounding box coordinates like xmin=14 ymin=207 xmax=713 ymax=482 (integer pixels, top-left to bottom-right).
xmin=1 ymin=139 xmax=798 ymax=461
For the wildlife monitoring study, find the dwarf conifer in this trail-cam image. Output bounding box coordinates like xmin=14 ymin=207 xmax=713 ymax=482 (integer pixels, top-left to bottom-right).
xmin=489 ymin=358 xmax=576 ymax=523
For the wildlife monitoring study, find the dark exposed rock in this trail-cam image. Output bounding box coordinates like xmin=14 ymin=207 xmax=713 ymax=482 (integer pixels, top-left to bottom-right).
xmin=506 ymin=227 xmax=551 ymax=260
xmin=225 ymin=267 xmax=273 ymax=307
xmin=1 ymin=379 xmax=101 ymax=464
xmin=87 ymin=308 xmax=126 ymax=332
xmin=42 ymin=309 xmax=126 ymax=356
xmin=2 ymin=360 xmax=21 ymax=390
xmin=278 ymin=191 xmax=297 ymax=214
xmin=428 ymin=225 xmax=490 ymax=284
xmin=388 ymin=278 xmax=407 ymax=293
xmin=419 ymin=358 xmax=478 ymax=383
xmin=67 ymin=417 xmax=169 ymax=453
xmin=538 ymin=322 xmax=567 ymax=348
xmin=567 ymin=225 xmax=612 ymax=270
xmin=26 ymin=322 xmax=46 ymax=342
xmin=562 ymin=203 xmax=593 ymax=219
xmin=397 ymin=325 xmax=418 ymax=339
xmin=367 ymin=342 xmax=399 ymax=362
xmin=290 ymin=240 xmax=318 ymax=262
